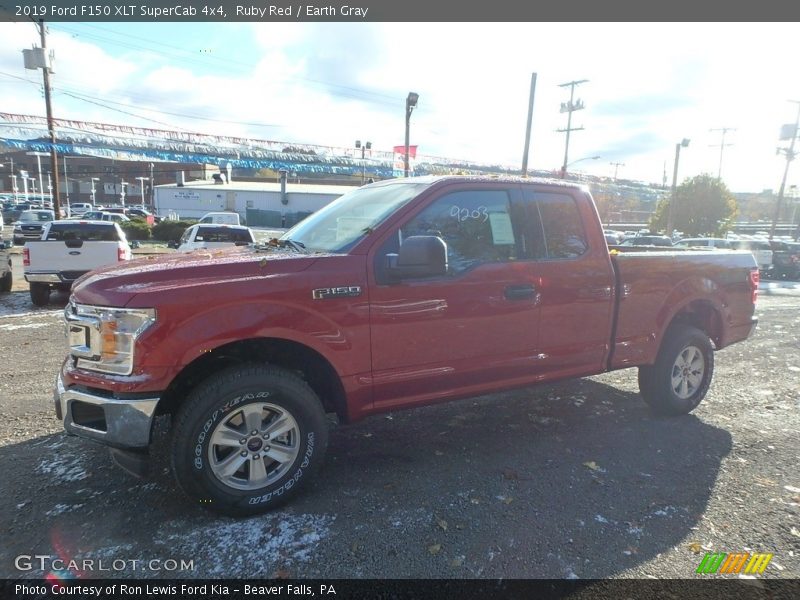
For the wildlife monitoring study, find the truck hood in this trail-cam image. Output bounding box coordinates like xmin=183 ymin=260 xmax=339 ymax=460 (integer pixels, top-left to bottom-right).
xmin=71 ymin=247 xmax=318 ymax=307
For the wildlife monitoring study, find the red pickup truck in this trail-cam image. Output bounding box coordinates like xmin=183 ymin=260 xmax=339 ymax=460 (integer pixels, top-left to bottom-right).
xmin=55 ymin=176 xmax=758 ymax=515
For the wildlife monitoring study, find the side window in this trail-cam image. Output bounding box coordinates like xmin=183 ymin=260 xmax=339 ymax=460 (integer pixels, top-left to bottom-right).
xmin=179 ymin=228 xmax=193 ymax=245
xmin=536 ymin=193 xmax=588 ymax=259
xmin=399 ymin=189 xmax=519 ymax=277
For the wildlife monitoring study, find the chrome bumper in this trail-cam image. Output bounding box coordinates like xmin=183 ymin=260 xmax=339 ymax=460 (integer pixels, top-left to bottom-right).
xmin=26 ymin=272 xmax=63 ymax=283
xmin=54 ymin=375 xmax=160 ymax=449
xmin=26 ymin=271 xmax=86 ymax=283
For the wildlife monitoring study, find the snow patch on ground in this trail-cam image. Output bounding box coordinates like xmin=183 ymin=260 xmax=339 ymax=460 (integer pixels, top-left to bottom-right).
xmin=0 ymin=292 xmax=62 ymax=318
xmin=45 ymin=503 xmax=85 ymax=516
xmin=155 ymin=512 xmax=334 ymax=577
xmin=35 ymin=451 xmax=89 ymax=483
xmin=0 ymin=322 xmax=50 ymax=331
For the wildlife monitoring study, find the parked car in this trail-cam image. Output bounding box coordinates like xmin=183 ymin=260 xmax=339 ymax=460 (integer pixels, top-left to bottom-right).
xmin=69 ymin=203 xmax=94 ymax=216
xmin=56 ymin=176 xmax=758 ymax=515
xmin=124 ymin=207 xmax=160 ymax=225
xmin=199 ymin=211 xmax=241 ymax=225
xmin=619 ymin=235 xmax=673 ymax=247
xmin=0 ymin=237 xmax=12 ymax=292
xmin=673 ymin=237 xmax=734 ymax=249
xmin=768 ymin=240 xmax=800 ymax=279
xmin=78 ymin=210 xmax=131 ymax=224
xmin=13 ymin=209 xmax=55 ymax=245
xmin=729 ymin=239 xmax=773 ymax=272
xmin=173 ymin=223 xmax=255 ymax=252
xmin=23 ymin=220 xmax=131 ymax=306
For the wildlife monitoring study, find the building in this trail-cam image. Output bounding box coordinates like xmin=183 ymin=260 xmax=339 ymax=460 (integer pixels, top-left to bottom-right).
xmin=154 ymin=176 xmax=358 ymax=227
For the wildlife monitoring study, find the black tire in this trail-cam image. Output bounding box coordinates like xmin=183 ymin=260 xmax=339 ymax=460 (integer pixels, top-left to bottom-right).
xmin=638 ymin=324 xmax=714 ymax=416
xmin=0 ymin=271 xmax=11 ymax=293
xmin=29 ymin=282 xmax=50 ymax=306
xmin=171 ymin=364 xmax=329 ymax=516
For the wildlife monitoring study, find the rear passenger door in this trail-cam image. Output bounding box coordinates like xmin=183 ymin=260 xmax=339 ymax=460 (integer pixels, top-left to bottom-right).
xmin=516 ymin=187 xmax=615 ymax=377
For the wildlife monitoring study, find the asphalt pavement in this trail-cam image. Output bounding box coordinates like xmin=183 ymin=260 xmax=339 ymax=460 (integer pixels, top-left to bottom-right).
xmin=0 ymin=272 xmax=798 ymax=581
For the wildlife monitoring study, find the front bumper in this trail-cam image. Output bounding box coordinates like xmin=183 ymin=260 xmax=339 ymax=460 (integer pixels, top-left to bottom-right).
xmin=54 ymin=374 xmax=161 ymax=449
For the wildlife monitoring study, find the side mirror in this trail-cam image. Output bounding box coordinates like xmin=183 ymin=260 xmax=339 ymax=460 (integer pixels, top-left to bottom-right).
xmin=387 ymin=235 xmax=447 ymax=281
xmin=130 ymin=240 xmax=141 ymax=249
xmin=167 ymin=240 xmax=178 ymax=249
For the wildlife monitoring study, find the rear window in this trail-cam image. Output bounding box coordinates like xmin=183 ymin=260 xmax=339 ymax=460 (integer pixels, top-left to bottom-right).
xmin=45 ymin=223 xmax=119 ymax=242
xmin=20 ymin=211 xmax=54 ymax=222
xmin=195 ymin=227 xmax=254 ymax=243
xmin=536 ymin=193 xmax=589 ymax=259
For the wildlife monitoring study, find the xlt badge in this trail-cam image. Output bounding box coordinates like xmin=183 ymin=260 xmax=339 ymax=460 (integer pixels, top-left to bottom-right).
xmin=312 ymin=286 xmax=362 ymax=300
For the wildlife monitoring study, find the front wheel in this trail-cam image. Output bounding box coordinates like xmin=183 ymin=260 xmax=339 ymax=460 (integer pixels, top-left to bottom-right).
xmin=0 ymin=271 xmax=11 ymax=293
xmin=638 ymin=324 xmax=714 ymax=416
xmin=171 ymin=364 xmax=329 ymax=516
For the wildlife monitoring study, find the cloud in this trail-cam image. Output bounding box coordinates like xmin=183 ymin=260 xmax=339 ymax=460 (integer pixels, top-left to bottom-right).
xmin=1 ymin=21 xmax=800 ymax=192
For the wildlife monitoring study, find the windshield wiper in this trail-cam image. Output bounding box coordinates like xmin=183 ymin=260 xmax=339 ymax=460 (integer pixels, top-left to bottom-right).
xmin=267 ymin=237 xmax=307 ymax=253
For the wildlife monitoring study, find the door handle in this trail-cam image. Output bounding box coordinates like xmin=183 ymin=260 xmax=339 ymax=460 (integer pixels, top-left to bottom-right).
xmin=504 ymin=284 xmax=536 ymax=301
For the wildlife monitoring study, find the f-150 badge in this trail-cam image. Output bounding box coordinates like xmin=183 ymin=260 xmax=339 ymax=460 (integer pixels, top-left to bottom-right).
xmin=312 ymin=286 xmax=362 ymax=300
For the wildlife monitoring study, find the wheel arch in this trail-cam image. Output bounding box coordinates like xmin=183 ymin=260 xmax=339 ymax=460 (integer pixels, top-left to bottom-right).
xmin=157 ymin=337 xmax=350 ymax=423
xmin=663 ymin=298 xmax=725 ymax=349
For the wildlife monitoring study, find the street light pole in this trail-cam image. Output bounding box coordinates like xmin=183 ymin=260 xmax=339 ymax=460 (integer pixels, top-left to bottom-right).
xmin=404 ymin=92 xmax=419 ymax=178
xmin=666 ymin=138 xmax=690 ymax=236
xmin=90 ymin=177 xmax=99 ymax=205
xmin=136 ymin=176 xmax=149 ymax=206
xmin=26 ymin=152 xmax=45 ymax=205
xmin=770 ymin=100 xmax=800 ymax=240
xmin=355 ymin=140 xmax=371 ymax=184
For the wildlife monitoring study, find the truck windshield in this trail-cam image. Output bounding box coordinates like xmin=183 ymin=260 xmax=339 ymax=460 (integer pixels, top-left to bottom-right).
xmin=281 ymin=181 xmax=430 ymax=253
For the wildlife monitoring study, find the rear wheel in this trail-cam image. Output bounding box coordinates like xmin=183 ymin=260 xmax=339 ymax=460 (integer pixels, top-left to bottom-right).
xmin=171 ymin=364 xmax=329 ymax=516
xmin=638 ymin=324 xmax=714 ymax=416
xmin=29 ymin=282 xmax=50 ymax=306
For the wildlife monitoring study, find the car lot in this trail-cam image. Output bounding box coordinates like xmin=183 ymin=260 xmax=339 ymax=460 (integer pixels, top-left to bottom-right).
xmin=0 ymin=283 xmax=798 ymax=580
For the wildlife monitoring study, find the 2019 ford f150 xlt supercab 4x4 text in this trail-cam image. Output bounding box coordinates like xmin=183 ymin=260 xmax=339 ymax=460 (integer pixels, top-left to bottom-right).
xmin=54 ymin=177 xmax=759 ymax=516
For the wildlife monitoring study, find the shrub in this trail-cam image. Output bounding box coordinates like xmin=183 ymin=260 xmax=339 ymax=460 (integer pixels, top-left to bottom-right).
xmin=152 ymin=219 xmax=196 ymax=242
xmin=120 ymin=219 xmax=152 ymax=241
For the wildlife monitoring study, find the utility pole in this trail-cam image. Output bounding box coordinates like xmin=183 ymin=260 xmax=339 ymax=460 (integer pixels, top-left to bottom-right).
xmin=557 ymin=79 xmax=588 ymax=179
xmin=23 ymin=19 xmax=61 ymax=219
xmin=610 ymin=161 xmax=625 ymax=181
xmin=709 ymin=127 xmax=736 ymax=180
xmin=770 ymin=100 xmax=800 ymax=240
xmin=521 ymin=72 xmax=537 ymax=177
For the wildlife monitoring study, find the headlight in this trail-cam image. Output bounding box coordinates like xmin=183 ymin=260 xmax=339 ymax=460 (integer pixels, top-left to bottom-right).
xmin=13 ymin=225 xmax=21 ymax=232
xmin=65 ymin=302 xmax=156 ymax=375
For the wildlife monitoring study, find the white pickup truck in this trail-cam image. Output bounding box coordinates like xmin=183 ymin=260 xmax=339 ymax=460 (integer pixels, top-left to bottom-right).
xmin=23 ymin=220 xmax=132 ymax=306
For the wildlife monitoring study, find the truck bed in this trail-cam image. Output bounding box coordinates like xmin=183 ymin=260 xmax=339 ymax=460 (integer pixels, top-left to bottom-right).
xmin=609 ymin=249 xmax=758 ymax=369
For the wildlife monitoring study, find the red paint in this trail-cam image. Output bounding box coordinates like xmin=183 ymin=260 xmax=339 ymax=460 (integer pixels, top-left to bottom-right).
xmin=62 ymin=178 xmax=758 ymax=424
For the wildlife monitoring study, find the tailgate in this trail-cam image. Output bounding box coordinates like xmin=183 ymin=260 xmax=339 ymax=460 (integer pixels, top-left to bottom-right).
xmin=27 ymin=241 xmax=121 ymax=273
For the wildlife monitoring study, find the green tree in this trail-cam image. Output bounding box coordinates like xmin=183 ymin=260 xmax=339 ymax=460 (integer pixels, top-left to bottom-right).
xmin=650 ymin=173 xmax=738 ymax=236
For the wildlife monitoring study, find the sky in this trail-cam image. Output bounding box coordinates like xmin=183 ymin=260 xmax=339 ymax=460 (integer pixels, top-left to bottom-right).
xmin=1 ymin=21 xmax=799 ymax=193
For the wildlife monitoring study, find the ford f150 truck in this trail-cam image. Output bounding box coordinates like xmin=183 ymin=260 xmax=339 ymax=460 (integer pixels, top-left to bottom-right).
xmin=55 ymin=177 xmax=759 ymax=516
xmin=24 ymin=220 xmax=132 ymax=306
